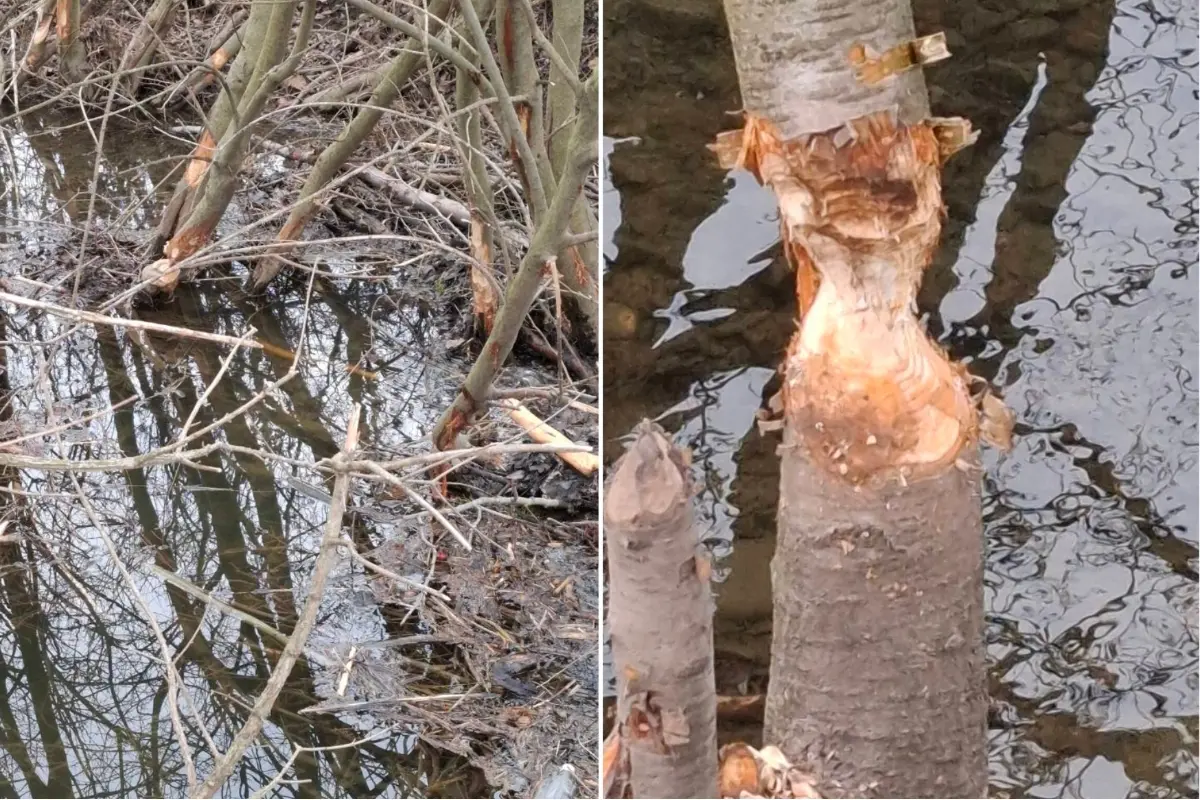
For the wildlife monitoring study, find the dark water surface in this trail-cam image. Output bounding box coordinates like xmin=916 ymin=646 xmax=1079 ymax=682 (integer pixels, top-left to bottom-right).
xmin=0 ymin=112 xmax=492 ymax=797
xmin=603 ymin=0 xmax=1197 ymax=796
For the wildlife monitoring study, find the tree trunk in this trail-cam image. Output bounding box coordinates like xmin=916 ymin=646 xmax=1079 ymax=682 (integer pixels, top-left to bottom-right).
xmin=55 ymin=0 xmax=87 ymax=83
xmin=430 ymin=74 xmax=597 ymax=452
xmin=606 ymin=421 xmax=718 ymax=799
xmin=249 ymin=0 xmax=455 ymax=290
xmin=159 ymin=0 xmax=312 ymax=271
xmin=456 ymin=0 xmax=500 ymax=333
xmin=716 ymin=0 xmax=990 ymax=797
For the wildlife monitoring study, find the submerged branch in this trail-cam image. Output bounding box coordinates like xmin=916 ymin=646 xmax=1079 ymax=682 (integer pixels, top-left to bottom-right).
xmin=190 ymin=405 xmax=360 ymax=798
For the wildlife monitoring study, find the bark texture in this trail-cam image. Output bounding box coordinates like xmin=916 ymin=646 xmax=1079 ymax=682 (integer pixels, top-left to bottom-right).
xmin=721 ymin=0 xmax=929 ymax=138
xmin=767 ymin=442 xmax=986 ymax=798
xmin=250 ymin=0 xmax=454 ymax=290
xmin=607 ymin=421 xmax=718 ymax=799
xmin=430 ymin=75 xmax=597 ymax=452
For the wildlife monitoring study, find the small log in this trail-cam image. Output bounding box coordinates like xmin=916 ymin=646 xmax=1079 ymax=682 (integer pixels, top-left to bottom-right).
xmin=358 ymin=167 xmax=471 ymax=228
xmin=497 ymin=398 xmax=597 ymax=476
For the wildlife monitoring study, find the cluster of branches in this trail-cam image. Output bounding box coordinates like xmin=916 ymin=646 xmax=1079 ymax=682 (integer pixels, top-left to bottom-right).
xmin=0 ymin=0 xmax=599 ymax=795
xmin=2 ymin=0 xmax=598 ymax=452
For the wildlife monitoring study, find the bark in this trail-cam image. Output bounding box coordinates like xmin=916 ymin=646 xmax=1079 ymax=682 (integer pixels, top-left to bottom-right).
xmin=121 ymin=0 xmax=178 ymax=95
xmin=150 ymin=0 xmax=277 ymax=257
xmin=606 ymin=421 xmax=717 ymax=799
xmin=460 ymin=0 xmax=548 ymax=219
xmin=497 ymin=0 xmax=545 ymax=220
xmin=430 ymin=74 xmax=597 ymax=452
xmin=515 ymin=0 xmax=598 ymax=339
xmin=560 ymin=195 xmax=599 ymax=339
xmin=174 ymin=17 xmax=245 ymax=100
xmin=158 ymin=0 xmax=313 ymax=273
xmin=716 ymin=0 xmax=990 ymax=796
xmin=54 ymin=0 xmax=87 ymax=84
xmin=768 ymin=446 xmax=986 ymax=798
xmin=250 ymin=0 xmax=456 ymax=290
xmin=721 ymin=0 xmax=929 ymax=139
xmin=456 ymin=0 xmax=500 ymax=333
xmin=548 ymin=0 xmax=600 ymax=339
xmin=547 ymin=0 xmax=584 ymax=176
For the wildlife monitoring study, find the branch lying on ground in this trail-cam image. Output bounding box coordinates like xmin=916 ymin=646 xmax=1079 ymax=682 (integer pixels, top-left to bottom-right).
xmin=359 ymin=167 xmax=470 ymax=227
xmin=498 ymin=398 xmax=597 ymax=476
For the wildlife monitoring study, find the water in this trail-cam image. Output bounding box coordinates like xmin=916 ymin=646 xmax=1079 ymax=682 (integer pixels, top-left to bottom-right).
xmin=0 ymin=111 xmax=496 ymax=798
xmin=602 ymin=0 xmax=1198 ymax=796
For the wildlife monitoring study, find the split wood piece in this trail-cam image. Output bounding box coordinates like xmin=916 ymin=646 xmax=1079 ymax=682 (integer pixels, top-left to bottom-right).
xmin=601 ymin=727 xmax=628 ymax=799
xmin=606 ymin=421 xmax=717 ymax=799
xmin=496 ymin=398 xmax=597 ymax=476
xmin=718 ymin=743 xmax=821 ymax=799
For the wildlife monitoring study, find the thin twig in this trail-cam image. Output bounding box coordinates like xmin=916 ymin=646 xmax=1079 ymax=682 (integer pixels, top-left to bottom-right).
xmin=191 ymin=403 xmax=361 ymax=798
xmin=0 ymin=291 xmax=266 ymax=350
xmin=360 ymin=461 xmax=472 ymax=551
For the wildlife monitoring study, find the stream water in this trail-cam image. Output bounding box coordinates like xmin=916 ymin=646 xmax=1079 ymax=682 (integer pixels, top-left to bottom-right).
xmin=0 ymin=111 xmax=496 ymax=797
xmin=603 ymin=0 xmax=1197 ymax=796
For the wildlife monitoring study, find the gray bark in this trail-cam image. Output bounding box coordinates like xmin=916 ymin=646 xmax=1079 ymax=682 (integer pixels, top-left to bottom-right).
xmin=721 ymin=0 xmax=929 ymax=138
xmin=718 ymin=0 xmax=989 ymax=796
xmin=607 ymin=421 xmax=718 ymax=799
xmin=767 ymin=435 xmax=987 ymax=798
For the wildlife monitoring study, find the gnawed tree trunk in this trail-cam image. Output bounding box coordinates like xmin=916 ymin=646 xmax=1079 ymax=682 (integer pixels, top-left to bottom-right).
xmin=430 ymin=73 xmax=597 ymax=452
xmin=145 ymin=0 xmax=312 ymax=291
xmin=54 ymin=0 xmax=87 ymax=83
xmin=148 ymin=0 xmax=284 ymax=261
xmin=492 ymin=0 xmax=599 ymax=341
xmin=714 ymin=0 xmax=1001 ymax=797
xmin=606 ymin=421 xmax=718 ymax=799
xmin=457 ymin=0 xmax=501 ymax=333
xmin=160 ymin=15 xmax=247 ymax=109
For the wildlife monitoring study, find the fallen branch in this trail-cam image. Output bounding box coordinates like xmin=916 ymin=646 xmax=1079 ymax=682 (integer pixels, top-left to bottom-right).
xmin=0 ymin=291 xmax=265 ymax=350
xmin=497 ymin=398 xmax=597 ymax=476
xmin=147 ymin=563 xmax=289 ymax=646
xmin=359 ymin=166 xmax=471 ymax=227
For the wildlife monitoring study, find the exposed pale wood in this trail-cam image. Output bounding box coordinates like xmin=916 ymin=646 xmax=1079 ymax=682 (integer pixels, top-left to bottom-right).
xmin=497 ymin=398 xmax=597 ymax=476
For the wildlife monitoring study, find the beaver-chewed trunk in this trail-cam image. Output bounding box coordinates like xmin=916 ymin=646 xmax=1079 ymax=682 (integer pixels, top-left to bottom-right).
xmin=606 ymin=421 xmax=718 ymax=799
xmin=715 ymin=0 xmax=994 ymax=795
